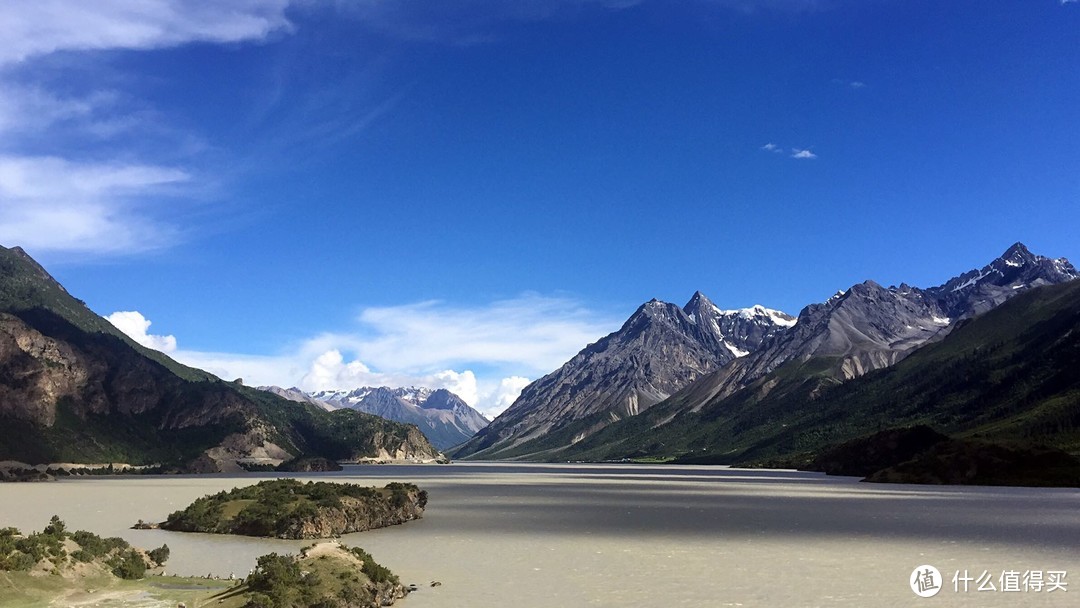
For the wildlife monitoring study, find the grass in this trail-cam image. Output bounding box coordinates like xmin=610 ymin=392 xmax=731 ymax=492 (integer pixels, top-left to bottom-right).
xmin=218 ymin=500 xmax=257 ymax=520
xmin=0 ymin=570 xmax=236 ymax=608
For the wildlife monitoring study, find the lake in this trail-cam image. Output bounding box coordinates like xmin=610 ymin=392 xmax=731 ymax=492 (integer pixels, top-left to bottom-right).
xmin=1 ymin=463 xmax=1077 ymax=606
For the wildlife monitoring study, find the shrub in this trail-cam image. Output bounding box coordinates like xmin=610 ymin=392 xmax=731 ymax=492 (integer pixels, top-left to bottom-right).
xmin=148 ymin=544 xmax=170 ymax=566
xmin=107 ymin=549 xmax=147 ymax=580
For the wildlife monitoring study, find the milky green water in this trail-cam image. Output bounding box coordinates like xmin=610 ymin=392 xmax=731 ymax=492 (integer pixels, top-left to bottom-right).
xmin=1 ymin=463 xmax=1077 ymax=607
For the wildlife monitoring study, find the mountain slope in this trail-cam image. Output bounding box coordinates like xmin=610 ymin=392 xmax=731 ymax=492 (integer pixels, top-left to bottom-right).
xmin=304 ymin=386 xmax=489 ymax=450
xmin=0 ymin=245 xmax=440 ymax=470
xmin=460 ymin=242 xmax=1076 ymax=463
xmin=453 ymin=292 xmax=793 ymax=459
xmin=551 ymin=275 xmax=1080 ymax=464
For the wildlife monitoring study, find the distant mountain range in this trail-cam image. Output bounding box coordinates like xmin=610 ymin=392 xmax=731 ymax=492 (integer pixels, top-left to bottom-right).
xmin=260 ymin=386 xmax=488 ymax=450
xmin=453 ymin=243 xmax=1078 ymax=462
xmin=0 ymin=245 xmax=441 ymax=471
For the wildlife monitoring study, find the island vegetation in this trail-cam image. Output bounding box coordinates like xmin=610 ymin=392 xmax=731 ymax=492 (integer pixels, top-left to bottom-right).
xmin=0 ymin=516 xmax=411 ymax=607
xmin=161 ymin=479 xmax=427 ymax=539
xmin=0 ymin=515 xmax=168 ymax=579
xmin=226 ymin=542 xmax=408 ymax=608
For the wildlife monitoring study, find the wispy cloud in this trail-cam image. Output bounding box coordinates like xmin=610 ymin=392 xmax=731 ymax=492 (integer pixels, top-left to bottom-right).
xmin=790 ymin=148 xmax=817 ymax=159
xmin=113 ymin=295 xmax=620 ymax=418
xmin=0 ymin=156 xmax=190 ymax=254
xmin=343 ymin=294 xmax=612 ymax=372
xmin=319 ymin=0 xmax=644 ymax=45
xmin=760 ymin=142 xmax=782 ymax=153
xmin=0 ymin=1 xmax=295 ymax=256
xmin=0 ymin=0 xmax=292 ymax=65
xmin=832 ymin=78 xmax=866 ymax=89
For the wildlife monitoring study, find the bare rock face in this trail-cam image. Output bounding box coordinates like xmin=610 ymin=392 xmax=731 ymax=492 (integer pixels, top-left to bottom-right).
xmin=282 ymin=491 xmax=426 ymax=539
xmin=0 ymin=314 xmax=87 ymax=426
xmin=673 ymin=243 xmax=1078 ymax=410
xmin=455 ymin=292 xmax=794 ymax=459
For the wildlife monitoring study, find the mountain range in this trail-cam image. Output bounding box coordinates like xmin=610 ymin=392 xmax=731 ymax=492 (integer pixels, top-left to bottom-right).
xmin=0 ymin=245 xmax=440 ymax=471
xmin=2 ymin=240 xmax=1075 ymax=475
xmin=454 ymin=243 xmax=1078 ymax=462
xmin=261 ymin=385 xmax=489 ymax=450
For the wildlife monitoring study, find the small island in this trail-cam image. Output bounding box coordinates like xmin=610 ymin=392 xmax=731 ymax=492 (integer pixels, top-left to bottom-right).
xmin=160 ymin=479 xmax=428 ymax=539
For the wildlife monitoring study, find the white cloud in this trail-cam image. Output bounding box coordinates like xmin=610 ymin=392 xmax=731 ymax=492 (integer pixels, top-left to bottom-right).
xmin=431 ymin=370 xmax=480 ymax=407
xmin=0 ymin=0 xmax=293 ymax=65
xmin=105 ymin=310 xmax=177 ymax=353
xmin=492 ymin=376 xmax=531 ymax=413
xmin=158 ymin=294 xmax=619 ymax=417
xmin=0 ymin=156 xmax=189 ymax=254
xmin=760 ymin=142 xmax=781 ymax=152
xmin=790 ymin=148 xmax=817 ymax=159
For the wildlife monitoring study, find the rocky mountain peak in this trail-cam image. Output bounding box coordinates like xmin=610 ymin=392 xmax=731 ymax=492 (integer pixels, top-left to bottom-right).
xmin=928 ymin=242 xmax=1078 ymax=318
xmin=1002 ymin=241 xmax=1035 ymax=263
xmin=683 ymin=291 xmax=716 ymax=317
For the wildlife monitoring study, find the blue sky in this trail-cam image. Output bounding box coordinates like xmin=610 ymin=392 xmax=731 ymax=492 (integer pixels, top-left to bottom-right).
xmin=1 ymin=0 xmax=1078 ymax=416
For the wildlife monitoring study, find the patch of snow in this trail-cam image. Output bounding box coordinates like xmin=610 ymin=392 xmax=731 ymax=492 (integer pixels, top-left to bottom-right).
xmin=932 ymin=316 xmax=951 ymax=325
xmin=723 ymin=341 xmax=750 ymax=358
xmin=951 ymin=269 xmax=991 ymax=292
xmin=718 ymin=304 xmax=795 ymax=326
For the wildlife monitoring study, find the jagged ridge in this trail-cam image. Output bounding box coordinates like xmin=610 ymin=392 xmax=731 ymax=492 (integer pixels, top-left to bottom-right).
xmin=454 ymin=292 xmax=794 ymax=459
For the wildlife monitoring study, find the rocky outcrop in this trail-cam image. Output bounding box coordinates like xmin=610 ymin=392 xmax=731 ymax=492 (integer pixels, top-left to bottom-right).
xmin=282 ymin=490 xmax=426 ymax=539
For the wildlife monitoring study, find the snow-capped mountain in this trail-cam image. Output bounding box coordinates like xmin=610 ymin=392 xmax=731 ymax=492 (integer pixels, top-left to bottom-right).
xmin=453 ymin=292 xmax=794 ymax=458
xmin=456 ymin=242 xmax=1076 ymax=461
xmin=643 ymin=242 xmax=1080 ymax=415
xmin=309 ymin=386 xmax=489 ymax=451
